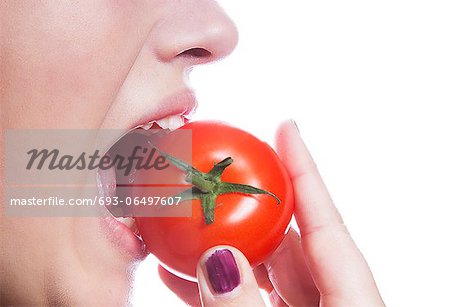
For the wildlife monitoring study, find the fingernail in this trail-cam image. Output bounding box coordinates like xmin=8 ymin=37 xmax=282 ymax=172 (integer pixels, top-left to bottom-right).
xmin=290 ymin=119 xmax=299 ymax=132
xmin=205 ymin=249 xmax=241 ymax=294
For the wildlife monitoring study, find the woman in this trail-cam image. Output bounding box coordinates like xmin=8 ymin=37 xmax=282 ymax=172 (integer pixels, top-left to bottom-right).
xmin=1 ymin=1 xmax=384 ymax=306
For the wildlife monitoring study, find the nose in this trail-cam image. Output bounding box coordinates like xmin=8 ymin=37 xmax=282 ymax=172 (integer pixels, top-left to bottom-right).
xmin=151 ymin=0 xmax=239 ymax=66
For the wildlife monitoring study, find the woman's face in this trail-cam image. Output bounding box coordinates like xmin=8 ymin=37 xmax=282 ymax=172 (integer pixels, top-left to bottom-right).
xmin=0 ymin=0 xmax=237 ymax=305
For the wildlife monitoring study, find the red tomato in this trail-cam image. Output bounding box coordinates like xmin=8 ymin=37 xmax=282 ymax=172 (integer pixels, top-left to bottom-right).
xmin=135 ymin=121 xmax=294 ymax=280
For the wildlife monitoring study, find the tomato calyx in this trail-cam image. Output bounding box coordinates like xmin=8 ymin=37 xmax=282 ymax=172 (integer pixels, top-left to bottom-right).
xmin=148 ymin=140 xmax=281 ymax=225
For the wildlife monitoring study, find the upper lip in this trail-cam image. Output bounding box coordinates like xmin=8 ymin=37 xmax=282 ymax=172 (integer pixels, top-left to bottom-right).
xmin=98 ymin=89 xmax=197 ymax=170
xmin=131 ymin=89 xmax=198 ymax=130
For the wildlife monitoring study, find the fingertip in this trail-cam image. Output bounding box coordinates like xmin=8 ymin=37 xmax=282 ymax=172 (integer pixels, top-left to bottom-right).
xmin=197 ymin=246 xmax=242 ymax=296
xmin=275 ymin=118 xmax=316 ymax=181
xmin=196 ymin=246 xmax=265 ymax=306
xmin=158 ymin=265 xmax=201 ymax=306
xmin=275 ymin=119 xmax=300 ymax=147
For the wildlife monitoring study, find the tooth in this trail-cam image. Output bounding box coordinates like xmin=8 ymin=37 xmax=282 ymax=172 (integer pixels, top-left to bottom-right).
xmin=142 ymin=121 xmax=155 ymax=130
xmin=115 ymin=217 xmax=137 ymax=232
xmin=155 ymin=115 xmax=185 ymax=130
xmin=183 ymin=112 xmax=194 ymax=120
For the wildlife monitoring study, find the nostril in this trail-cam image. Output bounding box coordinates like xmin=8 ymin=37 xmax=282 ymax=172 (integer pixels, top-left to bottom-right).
xmin=177 ymin=47 xmax=212 ymax=59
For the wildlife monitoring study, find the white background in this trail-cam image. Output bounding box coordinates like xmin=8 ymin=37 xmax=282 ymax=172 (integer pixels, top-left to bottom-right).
xmin=134 ymin=1 xmax=450 ymax=306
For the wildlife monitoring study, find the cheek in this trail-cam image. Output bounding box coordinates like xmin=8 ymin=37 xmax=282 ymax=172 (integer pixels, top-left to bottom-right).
xmin=4 ymin=1 xmax=153 ymax=128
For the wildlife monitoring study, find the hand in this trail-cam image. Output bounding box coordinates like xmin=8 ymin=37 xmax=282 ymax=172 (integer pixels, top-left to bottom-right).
xmin=159 ymin=120 xmax=385 ymax=306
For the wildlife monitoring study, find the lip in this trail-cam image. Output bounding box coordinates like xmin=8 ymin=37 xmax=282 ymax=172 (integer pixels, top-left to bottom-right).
xmin=131 ymin=89 xmax=198 ymax=130
xmin=97 ymin=167 xmax=147 ymax=260
xmin=99 ymin=214 xmax=147 ymax=261
xmin=97 ymin=88 xmax=197 ymax=260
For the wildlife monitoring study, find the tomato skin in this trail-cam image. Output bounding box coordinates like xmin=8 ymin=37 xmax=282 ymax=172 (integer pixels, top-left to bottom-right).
xmin=135 ymin=121 xmax=294 ymax=280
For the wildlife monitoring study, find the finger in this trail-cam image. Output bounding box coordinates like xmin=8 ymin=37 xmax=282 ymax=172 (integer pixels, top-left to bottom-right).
xmin=252 ymin=263 xmax=274 ymax=294
xmin=196 ymin=246 xmax=265 ymax=307
xmin=276 ymin=120 xmax=384 ymax=305
xmin=253 ymin=263 xmax=290 ymax=307
xmin=264 ymin=228 xmax=319 ymax=306
xmin=268 ymin=290 xmax=289 ymax=307
xmin=276 ymin=120 xmax=343 ymax=235
xmin=158 ymin=265 xmax=201 ymax=307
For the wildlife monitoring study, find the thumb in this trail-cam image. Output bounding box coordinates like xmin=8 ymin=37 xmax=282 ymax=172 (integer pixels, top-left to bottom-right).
xmin=196 ymin=246 xmax=266 ymax=307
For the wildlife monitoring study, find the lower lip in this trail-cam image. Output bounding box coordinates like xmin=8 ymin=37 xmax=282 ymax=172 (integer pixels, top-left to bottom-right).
xmin=99 ymin=214 xmax=146 ymax=260
xmin=97 ymin=167 xmax=146 ymax=260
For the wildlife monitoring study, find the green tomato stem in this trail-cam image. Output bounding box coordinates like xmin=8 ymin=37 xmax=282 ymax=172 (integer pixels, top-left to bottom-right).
xmin=147 ymin=139 xmax=281 ymax=225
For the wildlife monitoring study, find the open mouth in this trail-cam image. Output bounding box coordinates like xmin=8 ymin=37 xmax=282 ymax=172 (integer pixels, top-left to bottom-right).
xmin=97 ymin=109 xmax=194 ymax=259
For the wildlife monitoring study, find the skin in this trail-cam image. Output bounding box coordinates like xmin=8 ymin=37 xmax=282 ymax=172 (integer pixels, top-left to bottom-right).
xmin=1 ymin=1 xmax=237 ymax=305
xmin=0 ymin=1 xmax=384 ymax=306
xmin=165 ymin=121 xmax=386 ymax=307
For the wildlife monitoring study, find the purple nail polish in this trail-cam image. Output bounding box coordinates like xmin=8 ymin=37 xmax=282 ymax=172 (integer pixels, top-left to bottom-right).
xmin=205 ymin=249 xmax=240 ymax=294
